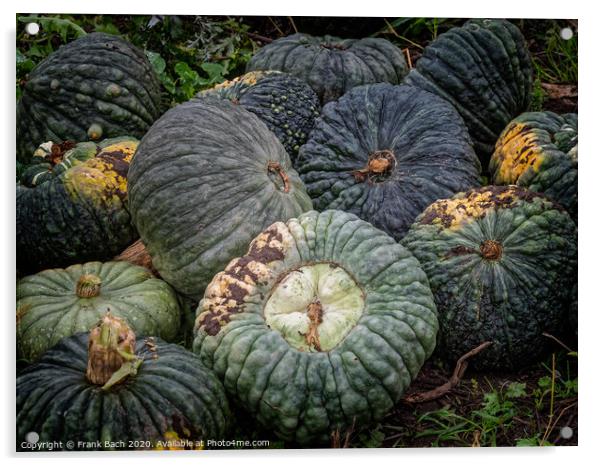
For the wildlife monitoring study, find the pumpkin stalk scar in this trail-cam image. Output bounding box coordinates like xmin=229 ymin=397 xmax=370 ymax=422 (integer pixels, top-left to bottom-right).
xmin=76 ymin=273 xmax=102 ymax=298
xmin=267 ymin=161 xmax=290 ymax=193
xmin=480 ymin=240 xmax=503 ymax=261
xmin=305 ymin=299 xmax=323 ymax=351
xmin=352 ymin=149 xmax=396 ymax=183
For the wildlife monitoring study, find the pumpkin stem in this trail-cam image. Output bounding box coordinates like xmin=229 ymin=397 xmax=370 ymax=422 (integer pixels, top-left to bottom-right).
xmin=305 ymin=299 xmax=323 ymax=351
xmin=480 ymin=240 xmax=503 ymax=261
xmin=76 ymin=274 xmax=102 ymax=298
xmin=267 ymin=161 xmax=290 ymax=193
xmin=352 ymin=149 xmax=396 ymax=183
xmin=114 ymin=239 xmax=157 ymax=276
xmin=86 ymin=311 xmax=141 ymax=389
xmin=47 ymin=140 xmax=76 ymax=166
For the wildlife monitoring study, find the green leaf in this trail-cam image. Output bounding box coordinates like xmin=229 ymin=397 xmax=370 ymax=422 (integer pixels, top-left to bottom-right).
xmin=201 ymin=62 xmax=225 ymax=78
xmin=538 ymin=376 xmax=552 ymax=389
xmin=506 ymin=382 xmax=527 ymax=399
xmin=145 ymin=50 xmax=166 ymax=75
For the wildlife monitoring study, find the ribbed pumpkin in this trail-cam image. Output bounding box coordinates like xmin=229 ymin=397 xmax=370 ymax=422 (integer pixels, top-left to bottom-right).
xmin=17 ymin=33 xmax=162 ymax=164
xmin=405 ymin=19 xmax=532 ymax=166
xmin=193 ymin=210 xmax=438 ymax=445
xmin=17 ymin=261 xmax=181 ymax=362
xmin=402 ymin=185 xmax=577 ymax=370
xmin=199 ymin=71 xmax=320 ymax=160
xmin=17 ymin=314 xmax=229 ymax=450
xmin=246 ymin=33 xmax=408 ymax=104
xmin=296 ymin=83 xmax=481 ymax=240
xmin=490 ymin=111 xmax=577 ymax=218
xmin=128 ymin=98 xmax=312 ymax=300
xmin=17 ymin=137 xmax=139 ymax=274
xmin=19 ymin=140 xmax=97 ymax=187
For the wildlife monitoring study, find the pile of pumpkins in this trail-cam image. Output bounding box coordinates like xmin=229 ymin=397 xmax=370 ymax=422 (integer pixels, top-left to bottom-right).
xmin=16 ymin=19 xmax=577 ymax=449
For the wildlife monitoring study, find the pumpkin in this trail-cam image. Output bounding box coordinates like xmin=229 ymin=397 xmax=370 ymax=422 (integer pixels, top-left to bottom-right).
xmin=199 ymin=71 xmax=320 ymax=160
xmin=17 ymin=137 xmax=139 ymax=274
xmin=246 ymin=33 xmax=408 ymax=104
xmin=17 ymin=261 xmax=181 ymax=362
xmin=295 ymin=83 xmax=481 ymax=240
xmin=19 ymin=140 xmax=97 ymax=187
xmin=193 ymin=209 xmax=438 ymax=444
xmin=489 ymin=111 xmax=577 ymax=218
xmin=405 ymin=19 xmax=532 ymax=166
xmin=401 ymin=185 xmax=577 ymax=370
xmin=17 ymin=313 xmax=229 ymax=450
xmin=128 ymin=98 xmax=312 ymax=301
xmin=17 ymin=33 xmax=162 ymax=164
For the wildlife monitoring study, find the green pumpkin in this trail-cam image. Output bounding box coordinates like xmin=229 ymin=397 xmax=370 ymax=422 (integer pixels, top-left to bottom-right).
xmin=199 ymin=71 xmax=320 ymax=160
xmin=17 ymin=314 xmax=229 ymax=450
xmin=128 ymin=98 xmax=312 ymax=301
xmin=17 ymin=137 xmax=139 ymax=274
xmin=17 ymin=33 xmax=162 ymax=164
xmin=405 ymin=19 xmax=532 ymax=166
xmin=296 ymin=83 xmax=481 ymax=240
xmin=402 ymin=185 xmax=577 ymax=370
xmin=193 ymin=210 xmax=438 ymax=445
xmin=490 ymin=111 xmax=577 ymax=219
xmin=17 ymin=261 xmax=182 ymax=362
xmin=19 ymin=140 xmax=98 ymax=187
xmin=246 ymin=33 xmax=408 ymax=104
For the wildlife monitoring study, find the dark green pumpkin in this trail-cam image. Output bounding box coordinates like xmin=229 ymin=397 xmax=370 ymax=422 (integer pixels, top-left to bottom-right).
xmin=128 ymin=98 xmax=312 ymax=300
xmin=402 ymin=185 xmax=577 ymax=370
xmin=17 ymin=314 xmax=229 ymax=450
xmin=17 ymin=137 xmax=139 ymax=274
xmin=405 ymin=19 xmax=533 ymax=166
xmin=199 ymin=71 xmax=320 ymax=160
xmin=246 ymin=33 xmax=408 ymax=104
xmin=296 ymin=83 xmax=481 ymax=240
xmin=17 ymin=33 xmax=162 ymax=164
xmin=17 ymin=261 xmax=181 ymax=362
xmin=490 ymin=111 xmax=577 ymax=219
xmin=193 ymin=209 xmax=438 ymax=445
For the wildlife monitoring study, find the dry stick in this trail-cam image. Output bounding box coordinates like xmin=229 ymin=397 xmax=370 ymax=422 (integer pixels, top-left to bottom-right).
xmin=288 ymin=16 xmax=298 ymax=33
xmin=247 ymin=32 xmax=273 ymax=43
xmin=268 ymin=17 xmax=285 ymax=37
xmin=403 ymin=48 xmax=413 ymax=69
xmin=542 ymin=332 xmax=575 ymax=353
xmin=383 ymin=18 xmax=423 ymax=50
xmin=542 ymin=401 xmax=577 ymax=445
xmin=403 ymin=341 xmax=493 ymax=403
xmin=541 ymin=353 xmax=557 ymax=445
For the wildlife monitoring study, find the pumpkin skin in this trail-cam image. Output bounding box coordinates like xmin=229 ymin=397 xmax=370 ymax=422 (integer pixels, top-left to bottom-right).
xmin=17 ymin=137 xmax=139 ymax=274
xmin=16 ymin=318 xmax=229 ymax=450
xmin=128 ymin=98 xmax=312 ymax=300
xmin=296 ymin=83 xmax=481 ymax=240
xmin=405 ymin=19 xmax=532 ymax=166
xmin=17 ymin=33 xmax=162 ymax=164
xmin=17 ymin=261 xmax=182 ymax=362
xmin=199 ymin=71 xmax=320 ymax=160
xmin=246 ymin=33 xmax=408 ymax=104
xmin=193 ymin=210 xmax=438 ymax=445
xmin=490 ymin=111 xmax=577 ymax=219
xmin=402 ymin=185 xmax=577 ymax=370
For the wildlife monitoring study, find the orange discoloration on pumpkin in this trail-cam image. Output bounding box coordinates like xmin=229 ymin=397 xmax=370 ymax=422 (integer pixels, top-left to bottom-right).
xmin=419 ymin=186 xmax=534 ymax=230
xmin=16 ymin=304 xmax=31 ymax=325
xmin=492 ymin=122 xmax=544 ymax=183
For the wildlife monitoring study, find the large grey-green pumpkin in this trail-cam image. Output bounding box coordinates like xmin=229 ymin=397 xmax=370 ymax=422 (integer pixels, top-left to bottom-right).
xmin=402 ymin=186 xmax=577 ymax=370
xmin=17 ymin=261 xmax=182 ymax=362
xmin=193 ymin=209 xmax=438 ymax=445
xmin=246 ymin=33 xmax=408 ymax=104
xmin=128 ymin=97 xmax=312 ymax=300
xmin=17 ymin=33 xmax=162 ymax=164
xmin=405 ymin=19 xmax=532 ymax=166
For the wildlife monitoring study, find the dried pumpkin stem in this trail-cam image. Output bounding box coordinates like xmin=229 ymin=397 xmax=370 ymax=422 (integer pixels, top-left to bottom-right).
xmin=86 ymin=312 xmax=141 ymax=389
xmin=480 ymin=240 xmax=503 ymax=261
xmin=267 ymin=161 xmax=290 ymax=193
xmin=352 ymin=149 xmax=396 ymax=183
xmin=305 ymin=300 xmax=323 ymax=351
xmin=76 ymin=273 xmax=102 ymax=298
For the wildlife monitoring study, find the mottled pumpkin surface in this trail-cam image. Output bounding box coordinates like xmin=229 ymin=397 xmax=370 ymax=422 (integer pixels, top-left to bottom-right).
xmin=246 ymin=33 xmax=408 ymax=104
xmin=405 ymin=19 xmax=532 ymax=166
xmin=402 ymin=185 xmax=577 ymax=370
xmin=193 ymin=210 xmax=438 ymax=445
xmin=128 ymin=98 xmax=312 ymax=301
xmin=490 ymin=111 xmax=577 ymax=218
xmin=17 ymin=33 xmax=162 ymax=163
xmin=16 ymin=333 xmax=229 ymax=450
xmin=17 ymin=137 xmax=139 ymax=274
xmin=17 ymin=261 xmax=181 ymax=362
xmin=200 ymin=71 xmax=320 ymax=159
xmin=296 ymin=83 xmax=481 ymax=240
